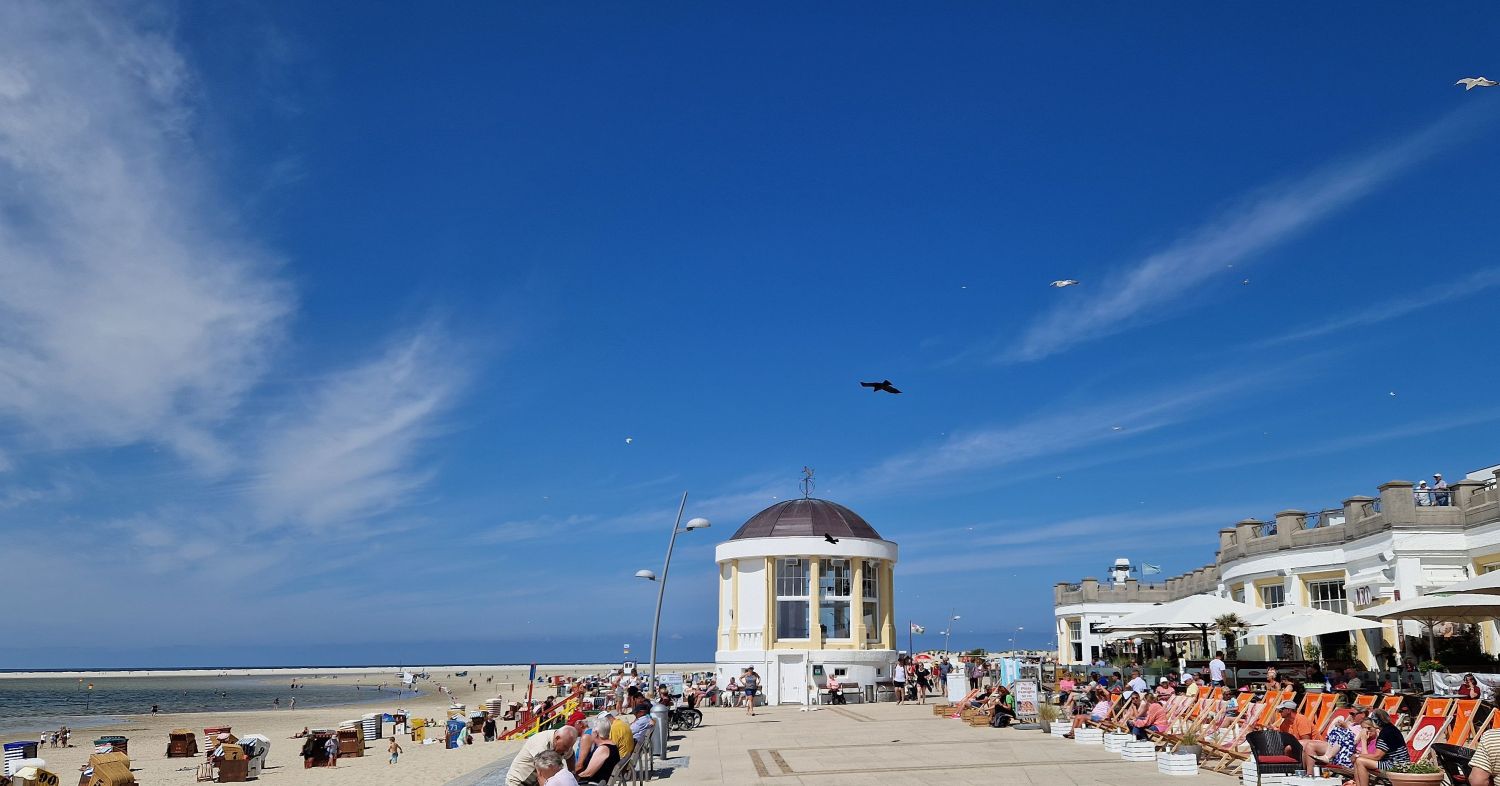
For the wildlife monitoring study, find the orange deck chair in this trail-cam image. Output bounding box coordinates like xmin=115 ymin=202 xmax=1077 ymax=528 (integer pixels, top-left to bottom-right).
xmin=1443 ymin=698 xmax=1484 ymax=748
xmin=1404 ymin=697 xmax=1455 ymax=762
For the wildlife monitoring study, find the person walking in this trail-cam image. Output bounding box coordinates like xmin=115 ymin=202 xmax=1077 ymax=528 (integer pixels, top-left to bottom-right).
xmin=893 ymin=656 xmax=907 ymax=705
xmin=387 ymin=737 xmax=403 ymax=765
xmin=742 ymin=668 xmax=761 ymax=716
xmin=1209 ymin=652 xmax=1227 ymax=686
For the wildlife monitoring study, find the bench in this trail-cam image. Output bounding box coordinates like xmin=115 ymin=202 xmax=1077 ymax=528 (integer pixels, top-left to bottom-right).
xmin=818 ymin=683 xmax=864 ymax=704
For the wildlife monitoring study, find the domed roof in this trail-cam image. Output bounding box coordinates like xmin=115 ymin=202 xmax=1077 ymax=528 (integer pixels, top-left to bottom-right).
xmin=729 ymin=498 xmax=883 ymax=541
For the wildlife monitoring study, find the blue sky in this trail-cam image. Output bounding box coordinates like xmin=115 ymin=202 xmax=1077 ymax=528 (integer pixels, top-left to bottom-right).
xmin=2 ymin=1 xmax=1499 ymax=668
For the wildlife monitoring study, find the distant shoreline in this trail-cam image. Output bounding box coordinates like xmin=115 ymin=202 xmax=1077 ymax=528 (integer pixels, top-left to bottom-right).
xmin=0 ymin=662 xmax=710 ymax=680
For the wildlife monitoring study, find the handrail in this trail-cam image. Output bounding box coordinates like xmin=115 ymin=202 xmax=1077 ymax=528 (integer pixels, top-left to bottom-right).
xmin=498 ymin=683 xmax=587 ymax=741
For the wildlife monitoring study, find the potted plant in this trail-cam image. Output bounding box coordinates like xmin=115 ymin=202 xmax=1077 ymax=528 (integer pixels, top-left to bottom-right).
xmin=1417 ymin=660 xmax=1444 ymax=691
xmin=1037 ymin=702 xmax=1060 ymax=734
xmin=1383 ymin=761 xmax=1443 ymax=786
xmin=1174 ymin=724 xmax=1203 ymax=760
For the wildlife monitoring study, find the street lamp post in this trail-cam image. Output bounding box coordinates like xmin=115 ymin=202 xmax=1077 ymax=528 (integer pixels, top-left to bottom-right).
xmin=943 ymin=614 xmax=961 ymax=653
xmin=1010 ymin=626 xmax=1024 ymax=652
xmin=635 ymin=491 xmax=710 ymax=696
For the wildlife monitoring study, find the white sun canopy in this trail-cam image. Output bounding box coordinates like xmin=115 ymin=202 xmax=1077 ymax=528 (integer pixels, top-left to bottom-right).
xmin=1104 ymin=593 xmax=1260 ymax=631
xmin=1431 ymin=571 xmax=1500 ymax=597
xmin=1253 ymin=609 xmax=1385 ymax=638
xmin=1358 ymin=592 xmax=1500 ymax=659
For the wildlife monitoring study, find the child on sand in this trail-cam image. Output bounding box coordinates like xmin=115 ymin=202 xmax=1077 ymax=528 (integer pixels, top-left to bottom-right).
xmin=388 ymin=737 xmax=403 ymax=765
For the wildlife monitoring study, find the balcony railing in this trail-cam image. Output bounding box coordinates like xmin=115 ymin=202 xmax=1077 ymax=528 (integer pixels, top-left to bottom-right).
xmin=1414 ymin=489 xmax=1455 ymax=507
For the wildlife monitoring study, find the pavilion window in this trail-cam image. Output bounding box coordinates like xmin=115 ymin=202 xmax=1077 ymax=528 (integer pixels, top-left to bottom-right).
xmin=1260 ymin=584 xmax=1285 ymax=609
xmin=1307 ymin=580 xmax=1347 ymax=614
xmin=775 ymin=558 xmax=810 ymax=639
xmin=862 ymin=560 xmax=880 ymax=642
xmin=819 ymin=558 xmax=852 ymax=639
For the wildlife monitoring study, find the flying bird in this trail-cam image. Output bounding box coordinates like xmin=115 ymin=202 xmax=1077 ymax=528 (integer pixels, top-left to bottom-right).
xmin=1050 ymin=279 xmax=1080 ymax=288
xmin=823 ymin=533 xmax=840 ymax=545
xmin=1389 ymin=391 xmax=1398 ymax=397
xmin=1241 ymin=278 xmax=1251 ymax=285
xmin=1111 ymin=425 xmax=1124 ymax=431
xmin=1458 ymin=77 xmax=1498 ymax=90
xmin=625 ymin=437 xmax=633 ymax=444
xmin=860 ymin=380 xmax=901 ymax=394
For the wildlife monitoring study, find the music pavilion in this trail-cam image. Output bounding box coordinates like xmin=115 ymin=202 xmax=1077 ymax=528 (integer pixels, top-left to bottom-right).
xmin=714 ymin=497 xmax=899 ymax=704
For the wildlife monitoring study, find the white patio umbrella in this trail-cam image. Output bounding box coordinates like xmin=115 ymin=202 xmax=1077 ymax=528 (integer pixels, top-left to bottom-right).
xmin=1254 ymin=609 xmax=1386 ymax=638
xmin=1359 ymin=593 xmax=1500 ymax=660
xmin=1242 ymin=605 xmax=1316 ymax=626
xmin=1433 ymin=571 xmax=1500 ymax=596
xmin=1104 ymin=593 xmax=1261 ymax=654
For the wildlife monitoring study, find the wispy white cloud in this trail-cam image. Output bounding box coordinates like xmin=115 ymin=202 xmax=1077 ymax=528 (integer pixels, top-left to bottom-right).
xmin=1254 ymin=267 xmax=1500 ymax=348
xmin=842 ymin=374 xmax=1247 ymax=496
xmin=1187 ymin=405 xmax=1500 ymax=475
xmin=898 ymin=508 xmax=1235 ymax=577
xmin=998 ymin=108 xmax=1489 ymax=364
xmin=0 ymin=2 xmax=292 ymax=471
xmin=252 ymin=327 xmax=465 ymax=528
xmin=479 ymin=514 xmax=596 ymax=544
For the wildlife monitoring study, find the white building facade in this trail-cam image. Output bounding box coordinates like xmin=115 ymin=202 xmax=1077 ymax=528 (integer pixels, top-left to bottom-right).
xmin=1054 ymin=468 xmax=1500 ymax=668
xmin=715 ymin=498 xmax=898 ymax=704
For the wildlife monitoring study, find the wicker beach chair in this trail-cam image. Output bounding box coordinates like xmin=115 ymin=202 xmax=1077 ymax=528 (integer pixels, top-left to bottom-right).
xmin=1245 ymin=730 xmax=1302 ymax=786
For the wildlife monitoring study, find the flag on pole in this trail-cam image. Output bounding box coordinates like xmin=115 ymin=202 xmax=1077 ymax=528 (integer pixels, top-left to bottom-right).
xmin=1142 ymin=563 xmax=1162 ymax=575
xmin=910 ymin=622 xmax=926 ymax=634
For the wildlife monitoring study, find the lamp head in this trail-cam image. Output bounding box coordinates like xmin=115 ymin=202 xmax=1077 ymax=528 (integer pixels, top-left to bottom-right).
xmin=634 ymin=569 xmax=657 ymax=581
xmin=685 ymin=517 xmax=711 ymax=531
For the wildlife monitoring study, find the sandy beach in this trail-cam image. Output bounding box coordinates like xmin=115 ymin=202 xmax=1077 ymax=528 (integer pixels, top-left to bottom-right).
xmin=2 ymin=664 xmax=709 ymax=785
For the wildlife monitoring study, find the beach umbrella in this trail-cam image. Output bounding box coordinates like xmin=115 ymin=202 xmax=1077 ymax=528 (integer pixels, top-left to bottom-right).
xmin=1253 ymin=609 xmax=1386 ymax=638
xmin=1241 ymin=605 xmax=1315 ymax=626
xmin=1104 ymin=593 xmax=1261 ymax=653
xmin=1432 ymin=571 xmax=1500 ymax=596
xmin=1359 ymin=593 xmax=1500 ymax=660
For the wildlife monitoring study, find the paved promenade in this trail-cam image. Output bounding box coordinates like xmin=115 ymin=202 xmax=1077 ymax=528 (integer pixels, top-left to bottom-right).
xmin=443 ymin=700 xmax=1239 ymax=785
xmin=644 ymin=701 xmax=1231 ymax=785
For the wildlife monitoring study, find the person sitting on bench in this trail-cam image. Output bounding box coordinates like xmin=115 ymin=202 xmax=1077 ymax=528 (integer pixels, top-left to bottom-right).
xmin=826 ymin=673 xmax=846 ymax=705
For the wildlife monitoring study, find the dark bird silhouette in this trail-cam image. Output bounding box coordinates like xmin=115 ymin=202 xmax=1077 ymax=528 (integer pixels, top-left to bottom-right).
xmin=860 ymin=380 xmax=901 ymax=394
xmin=823 ymin=533 xmax=840 ymax=545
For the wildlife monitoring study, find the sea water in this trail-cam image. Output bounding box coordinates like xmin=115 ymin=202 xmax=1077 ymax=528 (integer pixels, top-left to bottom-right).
xmin=0 ymin=674 xmax=421 ymax=736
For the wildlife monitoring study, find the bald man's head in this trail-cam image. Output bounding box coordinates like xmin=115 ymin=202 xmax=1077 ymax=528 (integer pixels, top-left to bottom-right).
xmin=551 ymin=726 xmax=578 ymax=753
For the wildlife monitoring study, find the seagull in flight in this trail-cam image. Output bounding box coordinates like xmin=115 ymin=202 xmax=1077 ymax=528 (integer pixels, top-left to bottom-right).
xmin=625 ymin=437 xmax=633 ymax=444
xmin=860 ymin=380 xmax=901 ymax=395
xmin=1458 ymin=77 xmax=1498 ymax=90
xmin=1050 ymin=279 xmax=1080 ymax=288
xmin=823 ymin=533 xmax=840 ymax=545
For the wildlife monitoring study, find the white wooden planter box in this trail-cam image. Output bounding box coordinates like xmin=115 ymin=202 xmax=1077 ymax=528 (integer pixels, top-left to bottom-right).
xmin=1122 ymin=741 xmax=1156 ymax=762
xmin=1074 ymin=728 xmax=1104 ymax=744
xmin=1103 ymin=733 xmax=1133 ymax=752
xmin=1050 ymin=725 xmax=1071 ymax=738
xmin=1158 ymin=752 xmax=1199 ymax=776
xmin=1242 ymin=762 xmax=1287 ymax=786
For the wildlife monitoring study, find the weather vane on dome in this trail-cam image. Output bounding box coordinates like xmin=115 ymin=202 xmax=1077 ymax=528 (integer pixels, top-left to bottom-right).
xmin=800 ymin=466 xmax=815 ymax=499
